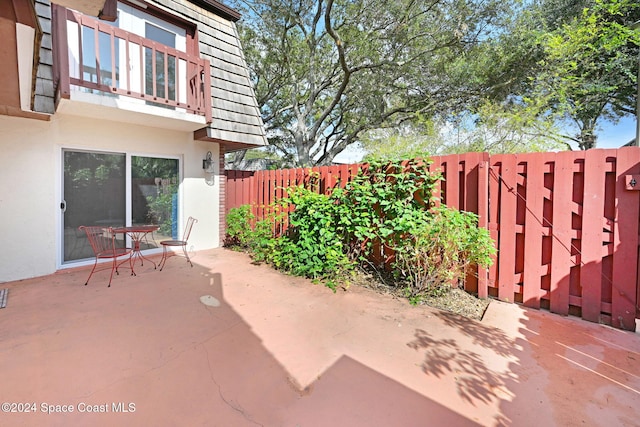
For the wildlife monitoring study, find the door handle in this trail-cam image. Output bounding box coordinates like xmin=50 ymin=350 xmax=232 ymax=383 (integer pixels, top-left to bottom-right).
xmin=60 ymin=200 xmax=66 ymax=212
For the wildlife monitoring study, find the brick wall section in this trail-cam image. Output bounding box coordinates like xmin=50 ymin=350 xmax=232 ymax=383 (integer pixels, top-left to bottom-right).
xmin=219 ymin=145 xmax=226 ymax=246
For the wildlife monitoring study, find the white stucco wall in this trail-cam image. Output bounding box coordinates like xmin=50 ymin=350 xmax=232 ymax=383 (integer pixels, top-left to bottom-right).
xmin=0 ymin=116 xmax=58 ymax=281
xmin=0 ymin=114 xmax=221 ymax=283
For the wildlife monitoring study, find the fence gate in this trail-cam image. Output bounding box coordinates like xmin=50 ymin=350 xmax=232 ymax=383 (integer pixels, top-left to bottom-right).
xmin=487 ymin=148 xmax=640 ymax=330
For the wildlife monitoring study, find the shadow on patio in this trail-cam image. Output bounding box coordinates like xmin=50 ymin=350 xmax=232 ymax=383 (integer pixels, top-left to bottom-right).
xmin=1 ymin=249 xmax=478 ymax=426
xmin=408 ymin=296 xmax=640 ymax=426
xmin=1 ymin=248 xmax=639 ymax=426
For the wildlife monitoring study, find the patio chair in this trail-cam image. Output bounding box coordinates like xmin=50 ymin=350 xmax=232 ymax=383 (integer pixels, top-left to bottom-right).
xmin=79 ymin=226 xmax=133 ymax=287
xmin=158 ymin=217 xmax=197 ymax=271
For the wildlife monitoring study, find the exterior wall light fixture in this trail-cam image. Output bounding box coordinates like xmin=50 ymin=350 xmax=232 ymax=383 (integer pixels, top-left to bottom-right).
xmin=202 ymin=151 xmax=215 ymax=186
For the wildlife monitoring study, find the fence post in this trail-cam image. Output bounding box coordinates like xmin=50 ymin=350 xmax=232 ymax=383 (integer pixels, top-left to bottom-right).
xmin=612 ymin=147 xmax=640 ymax=330
xmin=477 ymin=154 xmax=489 ymax=298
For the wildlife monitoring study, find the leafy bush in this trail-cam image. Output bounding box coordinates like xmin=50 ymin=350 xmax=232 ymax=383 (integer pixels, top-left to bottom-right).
xmin=146 ymin=184 xmax=177 ymax=235
xmin=392 ymin=206 xmax=496 ymax=297
xmin=225 ymin=158 xmax=496 ymax=298
xmin=225 ymin=205 xmax=277 ymax=260
xmin=249 ymin=217 xmax=278 ymax=262
xmin=225 ymin=205 xmax=253 ymax=248
xmin=270 ymin=187 xmax=354 ymax=290
xmin=334 ymin=158 xmax=440 ymax=264
xmin=224 ymin=205 xmax=255 ymax=249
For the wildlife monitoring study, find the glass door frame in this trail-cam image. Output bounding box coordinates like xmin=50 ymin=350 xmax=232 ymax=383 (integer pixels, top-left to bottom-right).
xmin=58 ymin=147 xmax=182 ymax=268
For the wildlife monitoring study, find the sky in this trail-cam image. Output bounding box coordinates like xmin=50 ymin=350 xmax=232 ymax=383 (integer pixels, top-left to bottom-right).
xmin=597 ymin=116 xmax=637 ymax=148
xmin=333 ymin=115 xmax=639 ymax=164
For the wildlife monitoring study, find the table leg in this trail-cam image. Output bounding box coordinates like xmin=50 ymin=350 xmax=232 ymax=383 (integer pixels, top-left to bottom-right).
xmin=129 ymin=235 xmax=157 ymax=270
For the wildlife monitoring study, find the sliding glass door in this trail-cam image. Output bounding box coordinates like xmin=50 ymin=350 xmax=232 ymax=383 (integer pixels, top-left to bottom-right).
xmin=62 ymin=150 xmax=126 ymax=262
xmin=131 ymin=156 xmax=179 ymax=243
xmin=62 ymin=150 xmax=179 ymax=263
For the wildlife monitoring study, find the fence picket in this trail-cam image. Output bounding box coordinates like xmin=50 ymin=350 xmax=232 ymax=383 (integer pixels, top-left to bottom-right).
xmin=429 ymin=159 xmax=442 ymax=207
xmin=581 ymin=150 xmax=608 ymax=322
xmin=477 ymin=155 xmax=490 ymax=298
xmin=549 ymin=152 xmax=576 ymax=316
xmin=446 ymin=155 xmax=461 ymax=209
xmin=523 ymin=154 xmax=545 ymax=308
xmin=493 ymin=155 xmax=517 ymax=302
xmin=487 ymin=158 xmax=501 ymax=297
xmin=462 ymin=153 xmax=481 ymax=294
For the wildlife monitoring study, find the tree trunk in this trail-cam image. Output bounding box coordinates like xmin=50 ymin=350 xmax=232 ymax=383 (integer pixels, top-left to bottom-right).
xmin=578 ymin=124 xmax=597 ymax=150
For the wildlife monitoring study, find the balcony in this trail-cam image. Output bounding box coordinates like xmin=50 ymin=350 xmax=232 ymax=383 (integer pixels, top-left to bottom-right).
xmin=52 ymin=6 xmax=212 ymax=130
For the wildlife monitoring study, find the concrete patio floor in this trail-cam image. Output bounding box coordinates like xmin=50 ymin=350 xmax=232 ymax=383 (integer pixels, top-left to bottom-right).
xmin=1 ymin=248 xmax=639 ymax=426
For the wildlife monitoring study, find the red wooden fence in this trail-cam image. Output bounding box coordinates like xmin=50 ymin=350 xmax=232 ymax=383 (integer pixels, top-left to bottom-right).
xmin=225 ymin=148 xmax=640 ymax=330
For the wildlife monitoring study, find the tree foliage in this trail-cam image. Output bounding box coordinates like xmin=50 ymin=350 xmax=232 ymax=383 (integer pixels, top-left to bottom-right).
xmin=361 ymin=101 xmax=566 ymax=160
xmin=228 ymin=0 xmax=640 ymax=166
xmin=536 ymin=0 xmax=640 ymax=149
xmin=482 ymin=0 xmax=640 ymax=149
xmin=228 ymin=0 xmax=513 ymax=166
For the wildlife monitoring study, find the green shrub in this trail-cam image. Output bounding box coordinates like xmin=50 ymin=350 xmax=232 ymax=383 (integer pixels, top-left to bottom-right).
xmin=225 ymin=158 xmax=496 ymax=299
xmin=392 ymin=206 xmax=496 ymax=297
xmin=225 ymin=205 xmax=254 ymax=248
xmin=270 ymin=187 xmax=354 ymax=290
xmin=225 ymin=205 xmax=278 ymax=260
xmin=249 ymin=217 xmax=278 ymax=262
xmin=334 ymin=158 xmax=440 ymax=265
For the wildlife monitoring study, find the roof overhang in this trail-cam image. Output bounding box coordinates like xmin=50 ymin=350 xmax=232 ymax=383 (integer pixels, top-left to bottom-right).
xmin=194 ymin=127 xmax=268 ymax=152
xmin=51 ymin=0 xmax=107 ymax=17
xmin=189 ymin=0 xmax=241 ymax=22
xmin=0 ymin=0 xmax=112 ymax=120
xmin=0 ymin=0 xmax=42 ymax=116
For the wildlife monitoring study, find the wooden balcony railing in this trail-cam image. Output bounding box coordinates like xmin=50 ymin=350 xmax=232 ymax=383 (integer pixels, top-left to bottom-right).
xmin=52 ymin=6 xmax=212 ymax=122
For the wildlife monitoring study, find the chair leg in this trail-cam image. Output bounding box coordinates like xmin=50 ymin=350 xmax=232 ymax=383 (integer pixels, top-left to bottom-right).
xmin=108 ymin=258 xmax=118 ymax=287
xmin=116 ymin=254 xmax=136 ymax=276
xmin=182 ymin=244 xmax=193 ymax=267
xmin=127 ymin=253 xmax=135 ymax=276
xmin=84 ymin=259 xmax=99 ymax=286
xmin=159 ymin=246 xmax=168 ymax=271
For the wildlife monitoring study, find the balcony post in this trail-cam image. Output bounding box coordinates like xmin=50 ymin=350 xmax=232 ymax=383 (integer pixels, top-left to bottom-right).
xmin=52 ymin=4 xmax=71 ymax=101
